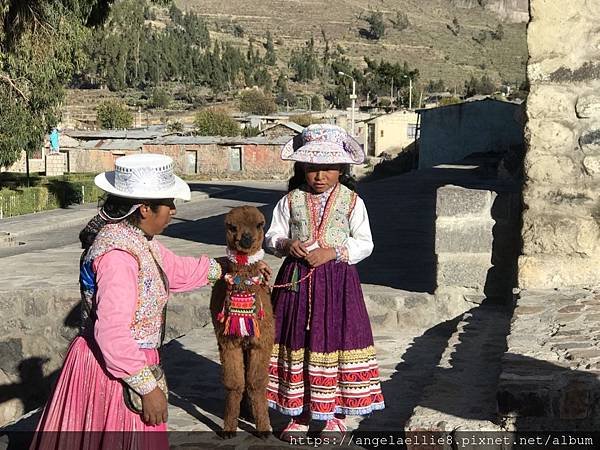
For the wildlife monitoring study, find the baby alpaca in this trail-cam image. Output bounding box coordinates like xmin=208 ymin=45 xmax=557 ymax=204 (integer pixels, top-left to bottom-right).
xmin=210 ymin=206 xmax=274 ymax=438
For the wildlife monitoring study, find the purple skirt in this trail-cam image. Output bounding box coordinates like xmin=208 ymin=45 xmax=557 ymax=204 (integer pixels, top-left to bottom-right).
xmin=267 ymin=258 xmax=385 ymax=420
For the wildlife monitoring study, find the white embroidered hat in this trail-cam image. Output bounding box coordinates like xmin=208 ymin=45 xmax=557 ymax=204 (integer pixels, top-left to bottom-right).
xmin=94 ymin=154 xmax=191 ymax=201
xmin=281 ymin=124 xmax=365 ymax=165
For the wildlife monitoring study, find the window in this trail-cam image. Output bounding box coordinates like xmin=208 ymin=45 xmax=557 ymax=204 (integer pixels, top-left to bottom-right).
xmin=407 ymin=124 xmax=419 ymax=139
xmin=228 ymin=146 xmax=242 ymax=171
xmin=380 ymin=130 xmax=384 ymax=138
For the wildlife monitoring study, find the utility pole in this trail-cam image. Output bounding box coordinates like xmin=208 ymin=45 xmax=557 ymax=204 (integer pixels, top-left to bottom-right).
xmin=338 ymin=71 xmax=357 ymax=136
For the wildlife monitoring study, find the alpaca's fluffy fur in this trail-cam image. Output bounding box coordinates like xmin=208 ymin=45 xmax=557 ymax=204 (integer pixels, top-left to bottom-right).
xmin=210 ymin=206 xmax=274 ymax=438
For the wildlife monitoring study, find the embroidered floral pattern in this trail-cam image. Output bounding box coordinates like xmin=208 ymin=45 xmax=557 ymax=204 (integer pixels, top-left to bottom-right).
xmin=287 ymin=184 xmax=357 ymax=250
xmin=81 ymin=221 xmax=169 ymax=348
xmin=123 ymin=365 xmax=157 ymax=395
xmin=207 ymin=258 xmax=223 ymax=284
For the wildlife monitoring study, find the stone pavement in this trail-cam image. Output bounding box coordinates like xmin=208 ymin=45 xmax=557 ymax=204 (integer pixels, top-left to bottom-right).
xmin=498 ymin=288 xmax=600 ymax=431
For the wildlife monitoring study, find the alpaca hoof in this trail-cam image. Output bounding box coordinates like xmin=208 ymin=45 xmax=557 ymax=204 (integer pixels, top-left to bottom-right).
xmin=255 ymin=431 xmax=271 ymax=439
xmin=220 ymin=430 xmax=236 ymax=439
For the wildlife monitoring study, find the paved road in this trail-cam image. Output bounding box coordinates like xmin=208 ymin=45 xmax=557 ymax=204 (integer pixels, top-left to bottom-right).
xmin=0 ymin=181 xmax=287 ymax=258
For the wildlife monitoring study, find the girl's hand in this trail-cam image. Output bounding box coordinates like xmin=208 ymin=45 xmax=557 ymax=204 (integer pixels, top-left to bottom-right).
xmin=305 ymin=248 xmax=336 ymax=268
xmin=256 ymin=260 xmax=272 ymax=282
xmin=142 ymin=386 xmax=168 ymax=426
xmin=287 ymin=239 xmax=309 ymax=259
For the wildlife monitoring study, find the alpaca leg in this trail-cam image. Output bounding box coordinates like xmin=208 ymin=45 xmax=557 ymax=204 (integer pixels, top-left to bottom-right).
xmin=245 ymin=346 xmax=272 ymax=436
xmin=220 ymin=345 xmax=245 ymax=435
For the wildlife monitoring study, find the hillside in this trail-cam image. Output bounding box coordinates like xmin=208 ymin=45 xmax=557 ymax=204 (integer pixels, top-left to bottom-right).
xmin=177 ymin=0 xmax=528 ymax=88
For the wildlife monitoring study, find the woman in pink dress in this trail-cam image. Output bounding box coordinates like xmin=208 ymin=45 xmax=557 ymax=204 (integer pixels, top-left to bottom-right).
xmin=30 ymin=154 xmax=269 ymax=450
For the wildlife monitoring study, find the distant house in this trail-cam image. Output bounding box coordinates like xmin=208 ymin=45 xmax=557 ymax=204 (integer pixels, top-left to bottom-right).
xmin=258 ymin=122 xmax=304 ymax=139
xmin=417 ymin=98 xmax=525 ymax=169
xmin=49 ymin=130 xmax=293 ymax=179
xmin=362 ymin=110 xmax=420 ymax=157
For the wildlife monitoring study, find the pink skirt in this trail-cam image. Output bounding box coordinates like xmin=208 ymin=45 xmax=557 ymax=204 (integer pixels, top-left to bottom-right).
xmin=30 ymin=336 xmax=168 ymax=450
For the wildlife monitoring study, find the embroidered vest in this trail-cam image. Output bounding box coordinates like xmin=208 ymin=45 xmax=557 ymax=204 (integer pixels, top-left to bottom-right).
xmin=287 ymin=183 xmax=357 ymax=248
xmin=79 ymin=221 xmax=168 ymax=348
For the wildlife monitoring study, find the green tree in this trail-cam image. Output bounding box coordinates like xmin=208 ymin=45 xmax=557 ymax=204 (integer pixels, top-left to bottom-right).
xmin=239 ymin=89 xmax=277 ymax=115
xmin=194 ymin=108 xmax=240 ymax=136
xmin=365 ymin=11 xmax=385 ymax=40
xmin=289 ymin=37 xmax=319 ymax=82
xmin=264 ymin=31 xmax=276 ymax=66
xmin=96 ymin=100 xmax=134 ymax=129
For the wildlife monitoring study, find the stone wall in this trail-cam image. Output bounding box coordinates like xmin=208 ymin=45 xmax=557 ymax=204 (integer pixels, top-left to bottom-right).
xmin=1 ymin=151 xmax=44 ymax=173
xmin=519 ymin=0 xmax=600 ymax=289
xmin=44 ymin=153 xmax=67 ymax=176
xmin=436 ymin=182 xmax=520 ymax=301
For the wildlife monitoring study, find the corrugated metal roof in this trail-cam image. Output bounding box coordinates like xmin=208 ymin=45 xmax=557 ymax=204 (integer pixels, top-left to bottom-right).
xmin=65 ymin=125 xmax=169 ymax=140
xmin=81 ymin=139 xmax=145 ymax=150
xmin=151 ymin=135 xmax=290 ymax=146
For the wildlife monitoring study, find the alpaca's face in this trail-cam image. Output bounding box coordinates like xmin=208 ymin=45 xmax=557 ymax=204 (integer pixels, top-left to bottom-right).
xmin=224 ymin=206 xmax=266 ymax=255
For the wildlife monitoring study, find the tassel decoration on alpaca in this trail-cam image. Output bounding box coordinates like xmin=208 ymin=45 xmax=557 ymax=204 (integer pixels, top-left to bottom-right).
xmin=219 ymin=292 xmax=262 ymax=338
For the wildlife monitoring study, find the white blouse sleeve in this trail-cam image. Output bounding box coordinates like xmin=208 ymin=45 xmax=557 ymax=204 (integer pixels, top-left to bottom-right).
xmin=345 ymin=196 xmax=374 ymax=265
xmin=265 ymin=196 xmax=290 ymax=257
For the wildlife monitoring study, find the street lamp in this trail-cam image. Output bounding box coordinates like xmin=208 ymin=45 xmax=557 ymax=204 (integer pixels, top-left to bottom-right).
xmin=338 ymin=71 xmax=356 ymax=136
xmin=403 ymin=75 xmax=413 ymax=110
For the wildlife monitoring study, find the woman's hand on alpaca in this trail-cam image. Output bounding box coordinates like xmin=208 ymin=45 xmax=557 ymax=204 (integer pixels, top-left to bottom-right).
xmin=257 ymin=260 xmax=273 ymax=282
xmin=305 ymin=248 xmax=336 ymax=268
xmin=142 ymin=386 xmax=168 ymax=426
xmin=287 ymin=239 xmax=309 ymax=259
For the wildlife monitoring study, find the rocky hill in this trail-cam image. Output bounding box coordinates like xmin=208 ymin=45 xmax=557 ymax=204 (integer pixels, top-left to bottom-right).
xmin=176 ymin=0 xmax=528 ymax=88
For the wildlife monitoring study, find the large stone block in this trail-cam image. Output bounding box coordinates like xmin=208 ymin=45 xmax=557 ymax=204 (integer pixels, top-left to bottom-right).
xmin=583 ymin=156 xmax=600 ymax=176
xmin=436 ymin=186 xmax=494 ymax=218
xmin=524 ymin=155 xmax=581 ymax=184
xmin=530 ymin=0 xmax=581 ymax=22
xmin=435 ymin=217 xmax=494 ymax=253
xmin=522 ymin=212 xmax=600 ymax=256
xmin=527 ymin=20 xmax=590 ymax=61
xmin=526 ymin=120 xmax=576 ymax=154
xmin=518 ymin=255 xmax=600 ymax=289
xmin=579 ymin=129 xmax=600 ymax=154
xmin=437 ymin=253 xmax=492 ymax=291
xmin=576 ymin=95 xmax=600 ymax=119
xmin=526 ymin=86 xmax=574 ymax=120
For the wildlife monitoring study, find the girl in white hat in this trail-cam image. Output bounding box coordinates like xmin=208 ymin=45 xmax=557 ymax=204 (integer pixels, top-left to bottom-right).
xmin=265 ymin=125 xmax=384 ymax=440
xmin=30 ymin=154 xmax=270 ymax=450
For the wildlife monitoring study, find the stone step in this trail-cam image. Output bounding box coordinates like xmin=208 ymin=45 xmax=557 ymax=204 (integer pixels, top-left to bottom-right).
xmin=405 ymin=298 xmax=512 ymax=434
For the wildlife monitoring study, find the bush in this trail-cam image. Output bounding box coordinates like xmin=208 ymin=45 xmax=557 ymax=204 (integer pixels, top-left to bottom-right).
xmin=242 ymin=126 xmax=260 ymax=137
xmin=239 ymin=90 xmax=277 ymax=115
xmin=149 ymin=88 xmax=172 ymax=109
xmin=289 ymin=114 xmax=323 ymax=127
xmin=365 ymin=11 xmax=385 ymax=40
xmin=167 ymin=120 xmax=185 ymax=133
xmin=194 ymin=108 xmax=240 ymax=136
xmin=96 ymin=101 xmax=133 ymax=129
xmin=0 ymin=178 xmax=103 ymax=217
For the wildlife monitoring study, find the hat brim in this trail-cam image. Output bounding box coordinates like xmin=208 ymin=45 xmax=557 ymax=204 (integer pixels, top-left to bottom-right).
xmin=281 ymin=134 xmax=365 ymax=165
xmin=94 ymin=172 xmax=191 ymax=201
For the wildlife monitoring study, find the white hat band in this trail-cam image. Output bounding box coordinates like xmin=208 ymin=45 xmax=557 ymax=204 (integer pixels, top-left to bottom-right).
xmin=114 ymin=165 xmax=176 ymax=197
